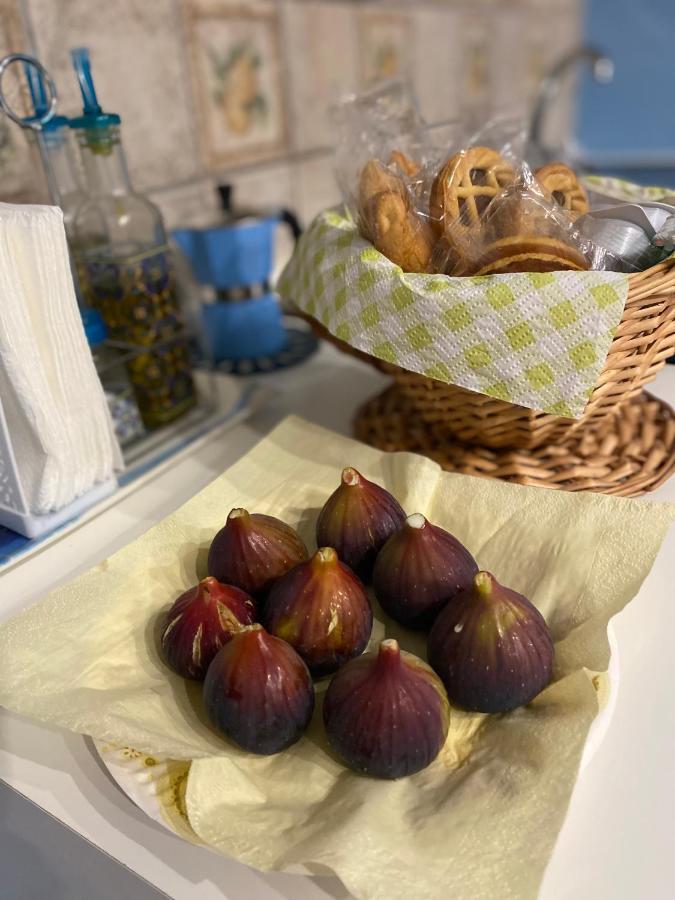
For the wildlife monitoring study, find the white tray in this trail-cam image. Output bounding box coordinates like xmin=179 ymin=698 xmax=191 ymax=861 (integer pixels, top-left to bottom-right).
xmin=0 ymin=371 xmax=267 ymax=574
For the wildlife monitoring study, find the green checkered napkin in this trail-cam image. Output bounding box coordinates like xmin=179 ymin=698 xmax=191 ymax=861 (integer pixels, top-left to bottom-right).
xmin=582 ymin=174 xmax=674 ymax=204
xmin=278 ymin=207 xmax=629 ymax=418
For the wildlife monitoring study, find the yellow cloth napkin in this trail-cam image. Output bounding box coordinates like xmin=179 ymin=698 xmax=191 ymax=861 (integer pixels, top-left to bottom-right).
xmin=0 ymin=416 xmax=671 ymax=900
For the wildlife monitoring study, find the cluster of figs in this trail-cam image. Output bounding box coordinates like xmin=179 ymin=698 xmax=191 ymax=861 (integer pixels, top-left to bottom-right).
xmin=160 ymin=467 xmax=554 ymax=779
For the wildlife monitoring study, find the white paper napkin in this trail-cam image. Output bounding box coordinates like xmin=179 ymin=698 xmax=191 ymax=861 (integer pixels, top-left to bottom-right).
xmin=0 ymin=202 xmax=121 ymax=515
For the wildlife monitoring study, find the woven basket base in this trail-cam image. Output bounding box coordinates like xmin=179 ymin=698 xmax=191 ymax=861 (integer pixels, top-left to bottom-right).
xmin=354 ymin=387 xmax=675 ymax=496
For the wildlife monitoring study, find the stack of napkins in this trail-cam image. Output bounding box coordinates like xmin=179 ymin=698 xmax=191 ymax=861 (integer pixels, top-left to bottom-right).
xmin=0 ymin=203 xmax=121 ymax=525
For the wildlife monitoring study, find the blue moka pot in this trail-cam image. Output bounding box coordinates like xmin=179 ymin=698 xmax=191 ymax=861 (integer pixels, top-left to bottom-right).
xmin=173 ymin=187 xmax=302 ymax=364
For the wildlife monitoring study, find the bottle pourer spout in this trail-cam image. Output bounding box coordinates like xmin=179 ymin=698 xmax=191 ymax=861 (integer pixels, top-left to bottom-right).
xmin=71 ymin=47 xmax=101 ymax=116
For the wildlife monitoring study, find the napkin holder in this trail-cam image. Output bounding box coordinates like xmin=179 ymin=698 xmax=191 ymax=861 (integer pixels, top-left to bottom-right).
xmin=0 ymin=397 xmax=116 ymax=539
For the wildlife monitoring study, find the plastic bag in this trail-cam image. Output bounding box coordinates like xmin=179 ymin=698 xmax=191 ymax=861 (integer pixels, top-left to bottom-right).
xmin=332 ymin=80 xmax=426 ymax=224
xmin=435 ymin=161 xmax=599 ymax=275
xmin=334 ymin=85 xmax=641 ymax=275
xmin=358 ymin=154 xmax=436 ymax=273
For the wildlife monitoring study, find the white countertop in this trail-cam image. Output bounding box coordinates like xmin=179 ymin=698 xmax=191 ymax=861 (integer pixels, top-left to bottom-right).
xmin=2 ymin=343 xmax=675 ymax=900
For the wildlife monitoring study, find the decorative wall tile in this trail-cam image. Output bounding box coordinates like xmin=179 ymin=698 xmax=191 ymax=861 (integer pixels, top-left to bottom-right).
xmin=456 ymin=12 xmax=495 ymax=128
xmin=293 ymin=152 xmax=340 ymax=228
xmin=24 ymin=0 xmax=201 ymax=191
xmin=491 ymin=5 xmax=529 ymax=117
xmin=0 ymin=0 xmax=584 ymax=224
xmin=521 ymin=0 xmax=580 ymax=13
xmin=412 ymin=5 xmax=461 ymax=127
xmin=232 ymin=159 xmax=295 ymax=212
xmin=0 ymin=0 xmax=44 ymax=202
xmin=357 ymin=9 xmax=413 ymax=88
xmin=150 ymin=161 xmax=296 ymax=233
xmin=149 ymin=176 xmax=221 ymax=230
xmin=515 ymin=0 xmax=583 ymax=104
xmin=183 ymin=0 xmax=287 ymax=171
xmin=281 ymin=0 xmax=358 ymax=151
xmin=522 ymin=16 xmax=552 ymax=106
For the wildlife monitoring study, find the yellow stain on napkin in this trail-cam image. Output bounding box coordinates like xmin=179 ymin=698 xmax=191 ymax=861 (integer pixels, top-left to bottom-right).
xmin=0 ymin=416 xmax=672 ymax=900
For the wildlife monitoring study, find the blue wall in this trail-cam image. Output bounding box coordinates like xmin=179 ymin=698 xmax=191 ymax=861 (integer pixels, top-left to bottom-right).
xmin=577 ymin=0 xmax=675 ymax=174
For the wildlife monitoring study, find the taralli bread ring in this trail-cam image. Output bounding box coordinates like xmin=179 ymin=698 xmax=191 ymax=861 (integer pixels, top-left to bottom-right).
xmin=458 ymin=235 xmax=589 ymax=276
xmin=429 ymin=146 xmax=515 ymax=235
xmin=365 ymin=190 xmax=435 ymax=273
xmin=535 ymin=162 xmax=589 ymax=218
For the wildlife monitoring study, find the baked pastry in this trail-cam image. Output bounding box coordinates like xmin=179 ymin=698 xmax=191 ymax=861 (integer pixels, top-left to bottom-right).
xmin=359 ymin=158 xmax=406 ymax=208
xmin=534 ymin=162 xmax=589 ymax=218
xmin=389 ymin=149 xmax=421 ymax=177
xmin=429 ymin=146 xmax=515 ymax=235
xmin=480 ymin=184 xmax=560 ymax=246
xmin=457 ymin=235 xmax=589 ymax=276
xmin=365 ymin=190 xmax=435 ymax=273
xmin=357 ymin=153 xmax=432 ymax=272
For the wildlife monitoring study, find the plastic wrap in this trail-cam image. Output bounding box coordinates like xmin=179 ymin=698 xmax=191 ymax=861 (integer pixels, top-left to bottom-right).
xmin=358 ymin=152 xmax=435 ymax=273
xmin=437 ymin=164 xmax=597 ymax=276
xmin=334 ymin=81 xmax=440 ymax=273
xmin=333 ymin=80 xmax=426 ymax=223
xmin=335 ymin=91 xmax=641 ymax=275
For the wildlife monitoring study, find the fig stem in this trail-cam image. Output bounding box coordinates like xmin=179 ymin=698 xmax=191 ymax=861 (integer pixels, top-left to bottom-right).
xmin=199 ymin=576 xmax=219 ymax=599
xmin=376 ymin=639 xmax=401 ymax=672
xmin=406 ymin=513 xmax=426 ymax=530
xmin=341 ymin=467 xmax=361 ymax=486
xmin=228 ymin=508 xmax=249 ymax=521
xmin=474 ymin=571 xmax=493 ymax=598
xmin=315 ymin=547 xmax=338 ymax=564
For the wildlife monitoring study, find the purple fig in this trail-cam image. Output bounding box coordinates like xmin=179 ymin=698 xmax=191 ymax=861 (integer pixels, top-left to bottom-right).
xmin=316 ymin=467 xmax=406 ymax=580
xmin=427 ymin=571 xmax=554 ymax=713
xmin=207 ymin=508 xmax=308 ymax=598
xmin=373 ymin=513 xmax=478 ymax=629
xmin=161 ymin=576 xmax=256 ymax=680
xmin=262 ymin=547 xmax=373 ymax=676
xmin=323 ymin=639 xmax=450 ymax=779
xmin=203 ymin=624 xmax=314 ymax=754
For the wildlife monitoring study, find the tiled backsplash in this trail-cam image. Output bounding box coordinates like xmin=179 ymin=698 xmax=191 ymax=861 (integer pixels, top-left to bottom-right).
xmin=0 ymin=0 xmax=581 ymax=230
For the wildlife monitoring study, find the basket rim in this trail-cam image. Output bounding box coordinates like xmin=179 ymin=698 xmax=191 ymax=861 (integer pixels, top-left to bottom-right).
xmin=300 ymin=252 xmax=675 ymax=366
xmin=300 ymin=206 xmax=675 ymax=288
xmin=299 ymin=251 xmax=675 ymax=422
xmin=625 ymin=254 xmax=675 ymax=285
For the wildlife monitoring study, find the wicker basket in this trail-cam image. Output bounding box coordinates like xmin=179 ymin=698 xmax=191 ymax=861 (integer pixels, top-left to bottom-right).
xmin=306 ymin=258 xmax=675 ymax=450
xmin=353 ymin=385 xmax=675 ymax=497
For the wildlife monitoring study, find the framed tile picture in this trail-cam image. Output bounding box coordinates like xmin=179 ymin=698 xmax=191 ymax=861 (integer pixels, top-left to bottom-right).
xmin=358 ymin=11 xmax=412 ymax=88
xmin=183 ymin=1 xmax=287 ymax=169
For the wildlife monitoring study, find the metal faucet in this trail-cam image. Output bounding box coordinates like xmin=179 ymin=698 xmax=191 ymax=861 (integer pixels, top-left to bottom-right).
xmin=527 ymin=46 xmax=614 ymax=168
